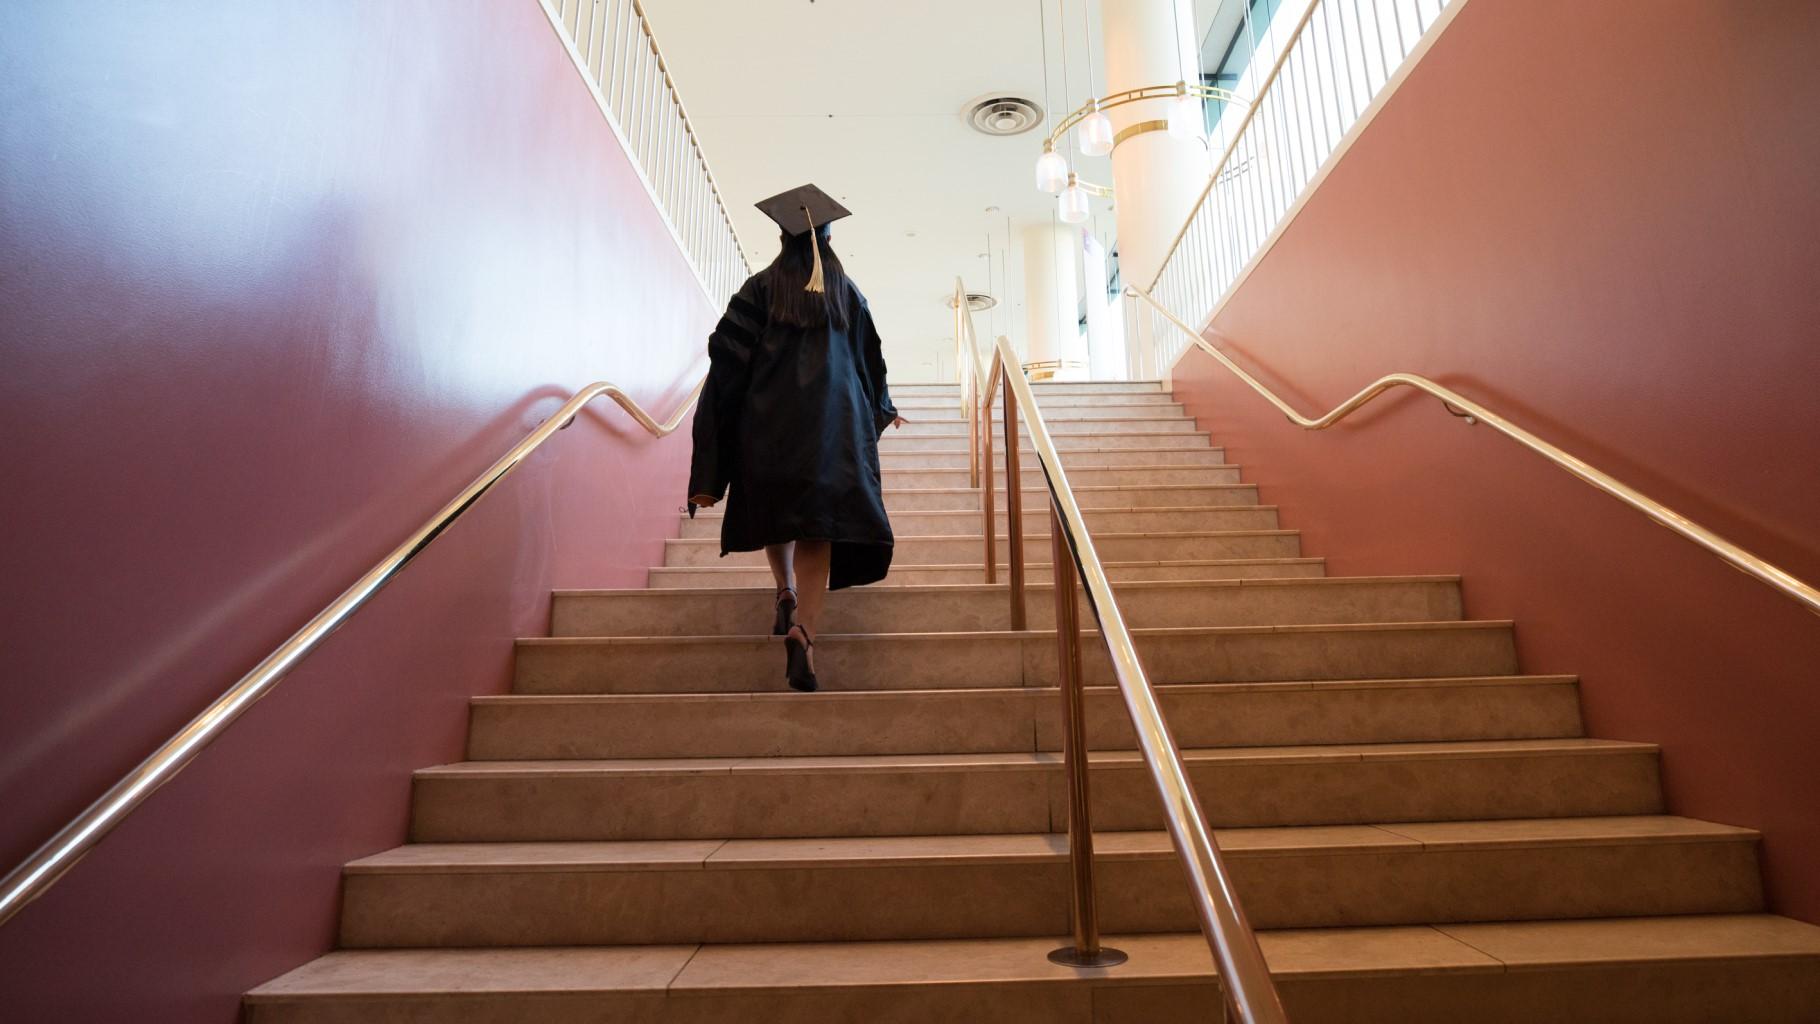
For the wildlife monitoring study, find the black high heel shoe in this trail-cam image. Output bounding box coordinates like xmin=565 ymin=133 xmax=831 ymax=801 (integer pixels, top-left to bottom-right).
xmin=784 ymin=623 xmax=818 ymax=692
xmin=773 ymin=587 xmax=798 ymax=637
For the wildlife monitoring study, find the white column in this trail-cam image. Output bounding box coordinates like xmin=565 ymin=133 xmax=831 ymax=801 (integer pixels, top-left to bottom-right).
xmin=1021 ymin=221 xmax=1086 ymax=381
xmin=1101 ymin=0 xmax=1205 ymax=377
xmin=1082 ymin=232 xmax=1127 ymax=380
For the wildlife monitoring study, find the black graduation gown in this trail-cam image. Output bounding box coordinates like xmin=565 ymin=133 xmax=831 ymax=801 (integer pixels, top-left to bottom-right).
xmin=687 ymin=272 xmax=898 ymax=590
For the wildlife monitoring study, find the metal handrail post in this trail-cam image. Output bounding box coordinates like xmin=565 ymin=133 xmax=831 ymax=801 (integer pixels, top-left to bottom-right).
xmin=1046 ymin=500 xmax=1125 ymax=969
xmin=968 ymin=371 xmax=982 ymax=490
xmin=1002 ymin=378 xmax=1027 ymax=631
xmin=982 ymin=367 xmax=999 ymax=585
xmin=991 ymin=332 xmax=1287 ymax=1023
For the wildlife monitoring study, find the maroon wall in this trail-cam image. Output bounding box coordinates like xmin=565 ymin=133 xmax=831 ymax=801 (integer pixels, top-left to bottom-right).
xmin=1172 ymin=0 xmax=1820 ymax=919
xmin=0 ymin=1 xmax=714 ymax=1018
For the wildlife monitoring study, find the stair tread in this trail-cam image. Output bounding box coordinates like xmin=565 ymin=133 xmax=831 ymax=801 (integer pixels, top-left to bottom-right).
xmin=554 ymin=574 xmax=1459 ymax=598
xmin=247 ymin=916 xmax=1820 ymax=1000
xmin=474 ymin=674 xmax=1579 ymax=705
xmin=687 ymin=503 xmax=1272 ymax=520
xmin=651 ymin=556 xmax=1319 ymax=574
xmin=346 ymin=816 xmax=1755 ymax=875
xmin=417 ymin=737 xmax=1655 ymax=779
xmin=665 ymin=528 xmax=1296 ymax=545
xmin=518 ymin=618 xmax=1511 ymax=647
xmin=887 ymin=445 xmax=1218 ymax=454
xmin=881 ymin=484 xmax=1252 ymax=493
xmin=883 ymin=431 xmax=1211 ymax=438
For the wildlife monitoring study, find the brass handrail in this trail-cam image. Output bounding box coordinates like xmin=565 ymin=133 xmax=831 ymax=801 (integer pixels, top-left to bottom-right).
xmin=1128 ymin=284 xmax=1820 ymax=618
xmin=951 ymin=283 xmax=1286 ymax=1019
xmin=0 ymin=373 xmax=709 ymax=929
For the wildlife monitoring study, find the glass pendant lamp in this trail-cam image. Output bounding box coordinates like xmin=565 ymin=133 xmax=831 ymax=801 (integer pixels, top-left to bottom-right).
xmin=1078 ymin=102 xmax=1113 ymax=157
xmin=1035 ymin=145 xmax=1069 ymax=194
xmin=1166 ymin=81 xmax=1203 ymax=141
xmin=1058 ymin=174 xmax=1090 ymax=224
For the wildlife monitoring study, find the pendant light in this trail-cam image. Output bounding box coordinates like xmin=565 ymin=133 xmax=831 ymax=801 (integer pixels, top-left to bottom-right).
xmin=1166 ymin=80 xmax=1203 ymax=141
xmin=1036 ymin=145 xmax=1069 ymax=193
xmin=1059 ymin=173 xmax=1090 ymax=224
xmin=1078 ymin=100 xmax=1113 ymax=156
xmin=1076 ymin=6 xmax=1110 ymax=157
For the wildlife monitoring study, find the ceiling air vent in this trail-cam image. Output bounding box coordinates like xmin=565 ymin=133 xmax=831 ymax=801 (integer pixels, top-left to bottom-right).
xmin=964 ymin=94 xmax=1044 ymax=137
xmin=946 ymin=292 xmax=998 ymax=312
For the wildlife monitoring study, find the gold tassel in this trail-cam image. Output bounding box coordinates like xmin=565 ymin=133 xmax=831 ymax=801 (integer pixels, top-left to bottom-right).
xmin=804 ymin=206 xmax=825 ymax=293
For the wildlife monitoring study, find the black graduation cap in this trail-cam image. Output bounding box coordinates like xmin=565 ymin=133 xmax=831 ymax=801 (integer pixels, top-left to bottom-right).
xmin=755 ymin=184 xmax=851 ymax=294
xmin=754 ymin=183 xmax=851 ymax=237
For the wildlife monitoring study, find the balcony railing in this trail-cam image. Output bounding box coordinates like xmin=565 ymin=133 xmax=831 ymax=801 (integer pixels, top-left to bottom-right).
xmin=1131 ymin=0 xmax=1460 ymax=376
xmin=541 ymin=0 xmax=751 ymax=304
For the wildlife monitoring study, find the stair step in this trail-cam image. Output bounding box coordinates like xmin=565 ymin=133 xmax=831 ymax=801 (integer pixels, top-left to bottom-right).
xmin=882 ymin=430 xmax=1213 ymax=452
xmin=883 ymin=446 xmax=1230 ymax=469
xmin=664 ymin=529 xmax=1300 ymax=568
xmin=648 ymin=556 xmax=1325 ymax=588
xmin=903 ymin=403 xmax=1188 ymax=421
xmin=338 ymin=817 xmax=1761 ymax=947
xmin=245 ymin=915 xmax=1820 ymax=1023
xmin=408 ymin=738 xmax=1658 ymax=842
xmin=470 ymin=675 xmax=1579 ymax=760
xmin=892 ymin=380 xmax=1165 ymax=396
xmin=895 ymin=417 xmax=1200 ymax=436
xmin=881 ymin=465 xmax=1242 ymax=489
xmin=551 ymin=576 xmax=1460 ymax=637
xmin=512 ymin=620 xmax=1516 ymax=695
xmin=881 ymin=483 xmax=1261 ymax=511
xmin=683 ymin=505 xmax=1279 ymax=540
xmin=895 ymin=393 xmax=1178 ymax=410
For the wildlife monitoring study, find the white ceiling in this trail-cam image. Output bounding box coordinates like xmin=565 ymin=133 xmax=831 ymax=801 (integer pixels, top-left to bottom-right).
xmin=641 ymin=0 xmax=1122 ymax=382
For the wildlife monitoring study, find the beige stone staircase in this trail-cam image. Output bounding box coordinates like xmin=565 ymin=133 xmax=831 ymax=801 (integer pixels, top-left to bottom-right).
xmin=245 ymin=381 xmax=1820 ymax=1021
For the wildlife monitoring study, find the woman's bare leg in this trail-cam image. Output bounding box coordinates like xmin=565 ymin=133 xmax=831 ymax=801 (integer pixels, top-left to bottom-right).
xmin=765 ymin=542 xmax=796 ymax=593
xmin=791 ymin=540 xmax=832 ymax=670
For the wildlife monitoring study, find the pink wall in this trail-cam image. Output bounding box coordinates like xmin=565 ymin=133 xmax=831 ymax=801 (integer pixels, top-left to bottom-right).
xmin=0 ymin=1 xmax=714 ymax=1018
xmin=1172 ymin=0 xmax=1820 ymax=919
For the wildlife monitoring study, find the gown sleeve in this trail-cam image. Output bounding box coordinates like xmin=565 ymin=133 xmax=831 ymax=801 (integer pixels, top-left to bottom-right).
xmin=857 ymin=300 xmax=898 ymax=438
xmin=687 ymin=275 xmax=767 ymax=501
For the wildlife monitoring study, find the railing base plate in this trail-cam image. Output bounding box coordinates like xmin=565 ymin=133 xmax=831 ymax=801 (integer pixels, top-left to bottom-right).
xmin=1048 ymin=946 xmax=1129 ymax=969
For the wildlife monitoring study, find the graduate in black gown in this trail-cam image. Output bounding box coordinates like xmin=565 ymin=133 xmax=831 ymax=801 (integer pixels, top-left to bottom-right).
xmin=687 ymin=184 xmax=904 ymax=692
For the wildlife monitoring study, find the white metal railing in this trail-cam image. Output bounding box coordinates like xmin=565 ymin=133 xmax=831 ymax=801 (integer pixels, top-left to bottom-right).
xmin=1131 ymin=0 xmax=1459 ymax=376
xmin=540 ymin=0 xmax=751 ymax=304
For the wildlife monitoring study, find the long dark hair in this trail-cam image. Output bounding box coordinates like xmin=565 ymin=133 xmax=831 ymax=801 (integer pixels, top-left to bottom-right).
xmin=765 ymin=226 xmax=850 ymax=329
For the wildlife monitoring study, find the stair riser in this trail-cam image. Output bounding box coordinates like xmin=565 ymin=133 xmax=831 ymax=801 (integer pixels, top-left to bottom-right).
xmin=469 ymin=679 xmax=1579 ymax=759
xmin=647 ymin=559 xmax=1324 ymax=588
xmin=551 ymin=577 xmax=1455 ymax=637
xmin=883 ymin=448 xmax=1229 ymax=470
xmin=340 ymin=839 xmax=1758 ymax=947
xmin=882 ymin=466 xmax=1240 ymax=489
xmin=1273 ymin=959 xmax=1820 ymax=1024
xmin=240 ymin=955 xmax=1820 ymax=1024
xmin=882 ymin=484 xmax=1260 ymax=511
xmin=881 ymin=432 xmax=1210 ymax=452
xmin=678 ymin=507 xmax=1278 ymax=539
xmin=513 ymin=623 xmax=1513 ymax=695
xmin=895 ymin=419 xmax=1198 ymax=436
xmin=663 ymin=531 xmax=1298 ymax=569
xmin=408 ymin=749 xmax=1661 ymax=842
